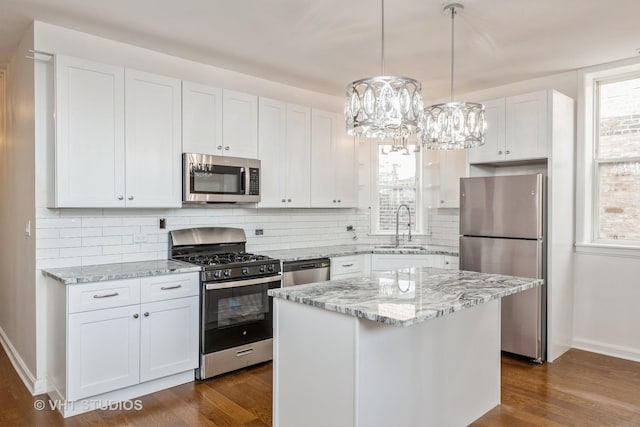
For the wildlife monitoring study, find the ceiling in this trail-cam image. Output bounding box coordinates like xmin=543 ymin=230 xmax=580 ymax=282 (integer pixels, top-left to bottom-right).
xmin=1 ymin=0 xmax=639 ymax=100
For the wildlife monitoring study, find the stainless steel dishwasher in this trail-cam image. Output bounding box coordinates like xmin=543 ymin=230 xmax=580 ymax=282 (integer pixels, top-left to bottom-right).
xmin=282 ymin=258 xmax=330 ymax=287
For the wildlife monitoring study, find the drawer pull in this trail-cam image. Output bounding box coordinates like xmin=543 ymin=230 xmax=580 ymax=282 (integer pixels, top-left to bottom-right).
xmin=93 ymin=292 xmax=119 ymax=299
xmin=160 ymin=284 xmax=182 ymax=291
xmin=236 ymin=348 xmax=254 ymax=357
xmin=341 ymin=263 xmax=354 ymax=267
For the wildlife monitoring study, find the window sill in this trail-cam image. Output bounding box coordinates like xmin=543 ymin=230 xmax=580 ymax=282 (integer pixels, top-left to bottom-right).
xmin=574 ymin=243 xmax=640 ymax=258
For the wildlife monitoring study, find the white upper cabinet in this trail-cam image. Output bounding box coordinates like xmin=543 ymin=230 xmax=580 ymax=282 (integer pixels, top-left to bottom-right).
xmin=222 ymin=89 xmax=258 ymax=158
xmin=468 ymin=90 xmax=548 ymax=164
xmin=258 ymin=98 xmax=310 ymax=208
xmin=54 ymin=56 xmax=181 ymax=208
xmin=423 ymin=148 xmax=467 ymax=209
xmin=310 ymin=110 xmax=357 ymax=207
xmin=505 ymin=90 xmax=548 ymax=161
xmin=125 ymin=69 xmax=182 ymax=208
xmin=182 ymin=81 xmax=223 ymax=155
xmin=55 ymin=55 xmax=126 ymax=207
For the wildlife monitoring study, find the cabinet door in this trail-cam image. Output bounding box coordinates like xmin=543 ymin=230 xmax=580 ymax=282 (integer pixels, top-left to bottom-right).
xmin=68 ymin=305 xmax=140 ymax=401
xmin=125 ymin=69 xmax=182 ymax=207
xmin=139 ymin=296 xmax=199 ymax=383
xmin=468 ymin=98 xmax=505 ymax=164
xmin=310 ymin=110 xmax=336 ymax=207
xmin=55 ymin=55 xmax=125 ymax=207
xmin=505 ymin=90 xmax=548 ymax=161
xmin=258 ymin=98 xmax=287 ymax=207
xmin=182 ymin=81 xmax=223 ymax=155
xmin=334 ymin=114 xmax=358 ymax=208
xmin=223 ymin=90 xmax=258 ymax=158
xmin=438 ymin=150 xmax=467 ymax=208
xmin=284 ymin=104 xmax=311 ymax=207
xmin=331 ymin=254 xmax=370 ymax=279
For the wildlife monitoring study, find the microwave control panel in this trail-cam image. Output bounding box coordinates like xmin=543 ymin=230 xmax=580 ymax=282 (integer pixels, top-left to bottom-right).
xmin=249 ymin=168 xmax=260 ymax=195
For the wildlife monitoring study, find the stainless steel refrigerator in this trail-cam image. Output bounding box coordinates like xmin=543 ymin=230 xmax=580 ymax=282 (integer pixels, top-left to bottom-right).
xmin=459 ymin=174 xmax=546 ymax=362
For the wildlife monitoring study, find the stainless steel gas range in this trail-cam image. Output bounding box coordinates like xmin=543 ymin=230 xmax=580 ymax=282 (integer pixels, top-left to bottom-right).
xmin=169 ymin=227 xmax=281 ymax=380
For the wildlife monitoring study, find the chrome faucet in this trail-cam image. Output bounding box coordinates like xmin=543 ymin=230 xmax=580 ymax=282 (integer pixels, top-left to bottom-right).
xmin=395 ymin=204 xmax=412 ymax=247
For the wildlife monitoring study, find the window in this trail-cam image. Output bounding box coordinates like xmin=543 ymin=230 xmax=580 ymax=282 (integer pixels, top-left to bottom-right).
xmin=594 ymin=75 xmax=640 ymax=243
xmin=371 ymin=141 xmax=422 ymax=234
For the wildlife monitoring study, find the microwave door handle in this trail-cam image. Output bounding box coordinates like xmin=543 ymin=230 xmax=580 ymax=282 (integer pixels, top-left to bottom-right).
xmin=241 ymin=167 xmax=248 ymax=195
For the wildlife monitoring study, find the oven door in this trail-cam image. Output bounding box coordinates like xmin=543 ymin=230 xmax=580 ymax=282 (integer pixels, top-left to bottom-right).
xmin=202 ymin=275 xmax=281 ymax=354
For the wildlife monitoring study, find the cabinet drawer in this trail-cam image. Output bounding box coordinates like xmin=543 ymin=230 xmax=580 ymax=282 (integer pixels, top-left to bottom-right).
xmin=331 ymin=255 xmax=369 ymax=278
xmin=68 ymin=279 xmax=140 ymax=313
xmin=140 ymin=273 xmax=199 ymax=303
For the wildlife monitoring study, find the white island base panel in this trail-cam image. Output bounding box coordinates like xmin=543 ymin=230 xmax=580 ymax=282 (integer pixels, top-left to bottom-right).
xmin=273 ymin=298 xmax=501 ymax=427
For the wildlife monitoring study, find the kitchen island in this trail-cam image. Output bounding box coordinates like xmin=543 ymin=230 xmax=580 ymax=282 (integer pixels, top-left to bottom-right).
xmin=268 ymin=267 xmax=542 ymax=427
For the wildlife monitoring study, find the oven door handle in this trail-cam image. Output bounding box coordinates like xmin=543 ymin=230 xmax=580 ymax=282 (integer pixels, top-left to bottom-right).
xmin=205 ymin=275 xmax=281 ymax=290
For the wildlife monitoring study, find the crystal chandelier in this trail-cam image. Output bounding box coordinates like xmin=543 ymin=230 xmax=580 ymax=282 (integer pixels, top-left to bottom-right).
xmin=344 ymin=0 xmax=423 ymax=139
xmin=422 ymin=3 xmax=486 ymax=150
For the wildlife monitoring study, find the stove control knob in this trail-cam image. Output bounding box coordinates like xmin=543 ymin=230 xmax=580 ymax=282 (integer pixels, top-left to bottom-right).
xmin=268 ymin=264 xmax=275 ymax=272
xmin=242 ymin=267 xmax=249 ymax=275
xmin=223 ymin=269 xmax=231 ymax=277
xmin=213 ymin=270 xmax=222 ymax=279
xmin=259 ymin=265 xmax=266 ymax=273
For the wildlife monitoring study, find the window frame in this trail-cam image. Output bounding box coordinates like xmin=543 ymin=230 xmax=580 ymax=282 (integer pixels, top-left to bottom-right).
xmin=577 ymin=58 xmax=640 ymax=255
xmin=369 ymin=140 xmax=423 ymax=236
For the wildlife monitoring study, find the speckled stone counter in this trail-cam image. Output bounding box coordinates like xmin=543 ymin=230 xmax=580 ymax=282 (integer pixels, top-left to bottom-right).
xmin=272 ymin=267 xmax=540 ymax=427
xmin=41 ymin=260 xmax=201 ymax=285
xmin=260 ymin=244 xmax=458 ymax=262
xmin=269 ymin=267 xmax=541 ymax=327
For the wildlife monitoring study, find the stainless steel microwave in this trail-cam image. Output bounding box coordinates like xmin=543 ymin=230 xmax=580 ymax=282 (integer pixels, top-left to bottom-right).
xmin=183 ymin=153 xmax=260 ymax=203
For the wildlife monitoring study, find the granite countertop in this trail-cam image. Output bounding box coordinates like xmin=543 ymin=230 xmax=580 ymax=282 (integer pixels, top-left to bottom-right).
xmin=268 ymin=267 xmax=542 ymax=327
xmin=260 ymin=244 xmax=458 ymax=262
xmin=42 ymin=260 xmax=202 ymax=285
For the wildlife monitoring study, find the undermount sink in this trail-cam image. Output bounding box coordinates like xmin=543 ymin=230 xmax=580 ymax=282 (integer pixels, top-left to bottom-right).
xmin=373 ymin=245 xmax=427 ymax=252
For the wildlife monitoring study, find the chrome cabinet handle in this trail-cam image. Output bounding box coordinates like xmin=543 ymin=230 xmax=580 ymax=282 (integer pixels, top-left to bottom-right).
xmin=133 ymin=313 xmax=139 ymax=319
xmin=224 ymin=146 xmax=230 ymax=151
xmin=505 ymin=150 xmax=511 ymax=154
xmin=160 ymin=284 xmax=182 ymax=291
xmin=333 ymin=200 xmax=336 ymax=203
xmin=440 ymin=200 xmax=445 ymax=204
xmin=93 ymin=292 xmax=119 ymax=299
xmin=338 ymin=200 xmax=341 ymax=203
xmin=144 ymin=312 xmax=149 ymax=317
xmin=128 ymin=196 xmax=134 ymax=200
xmin=498 ymin=150 xmax=503 ymax=155
xmin=217 ymin=145 xmax=223 ymax=150
xmin=342 ymin=263 xmax=354 ymax=267
xmin=287 ymin=198 xmax=292 ymax=202
xmin=117 ymin=195 xmax=124 ymax=200
xmin=281 ymin=198 xmax=286 ymax=202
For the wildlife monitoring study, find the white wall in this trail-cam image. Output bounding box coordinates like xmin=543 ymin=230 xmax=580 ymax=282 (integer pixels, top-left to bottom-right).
xmin=0 ymin=24 xmax=41 ymax=392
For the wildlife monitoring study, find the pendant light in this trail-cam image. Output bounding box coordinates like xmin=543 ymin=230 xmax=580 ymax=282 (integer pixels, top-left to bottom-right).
xmin=345 ymin=0 xmax=423 ymax=139
xmin=422 ymin=3 xmax=486 ymax=149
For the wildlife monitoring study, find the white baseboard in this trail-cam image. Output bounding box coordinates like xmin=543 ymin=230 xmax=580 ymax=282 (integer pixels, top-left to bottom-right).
xmin=0 ymin=326 xmax=47 ymax=395
xmin=572 ymin=338 xmax=640 ymax=363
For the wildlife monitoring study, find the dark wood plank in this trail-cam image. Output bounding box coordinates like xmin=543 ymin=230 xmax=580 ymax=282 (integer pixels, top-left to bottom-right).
xmin=1 ymin=344 xmax=638 ymax=426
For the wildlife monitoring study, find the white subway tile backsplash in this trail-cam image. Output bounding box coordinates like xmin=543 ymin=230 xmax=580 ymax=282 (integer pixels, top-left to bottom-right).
xmin=35 ymin=206 xmax=460 ymax=268
xmin=82 ymin=236 xmax=123 ymax=247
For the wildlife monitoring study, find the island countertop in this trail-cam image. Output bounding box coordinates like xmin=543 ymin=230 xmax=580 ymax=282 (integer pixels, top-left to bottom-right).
xmin=268 ymin=267 xmax=542 ymax=327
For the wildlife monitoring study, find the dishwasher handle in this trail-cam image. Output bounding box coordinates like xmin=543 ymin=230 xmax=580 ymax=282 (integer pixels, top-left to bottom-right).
xmin=283 ymin=258 xmax=330 ymax=272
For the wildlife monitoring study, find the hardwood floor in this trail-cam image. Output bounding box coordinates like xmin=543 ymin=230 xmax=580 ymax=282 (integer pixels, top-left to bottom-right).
xmin=1 ymin=346 xmax=639 ymax=426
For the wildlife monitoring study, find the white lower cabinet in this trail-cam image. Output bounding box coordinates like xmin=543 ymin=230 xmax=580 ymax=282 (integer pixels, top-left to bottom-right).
xmin=139 ymin=296 xmax=199 ymax=383
xmin=50 ymin=272 xmax=199 ymax=415
xmin=330 ymin=255 xmax=370 ymax=279
xmin=68 ymin=305 xmax=140 ymax=401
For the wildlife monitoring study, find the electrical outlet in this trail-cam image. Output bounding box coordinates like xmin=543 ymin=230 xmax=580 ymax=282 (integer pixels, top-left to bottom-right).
xmin=159 ymin=218 xmax=166 ymax=229
xmin=133 ymin=234 xmax=148 ymax=243
xmin=255 ymin=229 xmax=264 ymax=236
xmin=346 ymin=225 xmax=354 ymax=231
